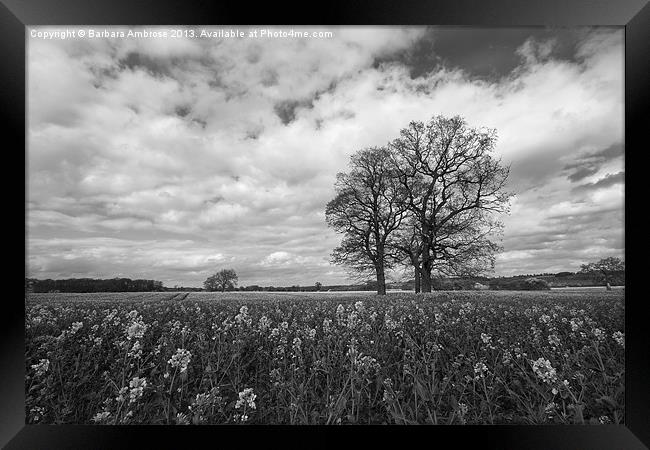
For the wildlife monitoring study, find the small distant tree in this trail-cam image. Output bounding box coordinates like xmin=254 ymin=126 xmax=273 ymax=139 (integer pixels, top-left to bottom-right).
xmin=580 ymin=257 xmax=625 ymax=290
xmin=204 ymin=269 xmax=238 ymax=292
xmin=315 ymin=281 xmax=323 ymax=291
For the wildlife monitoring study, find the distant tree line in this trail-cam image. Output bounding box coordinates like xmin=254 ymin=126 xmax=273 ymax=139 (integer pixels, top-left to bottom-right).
xmin=163 ymin=286 xmax=204 ymax=292
xmin=233 ymin=283 xmax=380 ymax=292
xmin=26 ymin=278 xmax=164 ymax=293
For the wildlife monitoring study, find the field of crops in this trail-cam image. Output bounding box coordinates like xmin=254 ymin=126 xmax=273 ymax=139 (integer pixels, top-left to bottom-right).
xmin=25 ymin=290 xmax=624 ymax=424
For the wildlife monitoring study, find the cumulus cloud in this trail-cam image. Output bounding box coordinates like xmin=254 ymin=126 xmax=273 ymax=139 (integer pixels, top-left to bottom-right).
xmin=27 ymin=26 xmax=624 ymax=285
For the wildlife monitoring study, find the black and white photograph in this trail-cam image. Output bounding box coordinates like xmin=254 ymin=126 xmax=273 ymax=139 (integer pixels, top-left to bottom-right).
xmin=24 ymin=25 xmax=626 ymax=426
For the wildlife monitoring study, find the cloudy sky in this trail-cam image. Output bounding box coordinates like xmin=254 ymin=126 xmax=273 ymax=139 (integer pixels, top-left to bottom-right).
xmin=27 ymin=26 xmax=624 ymax=287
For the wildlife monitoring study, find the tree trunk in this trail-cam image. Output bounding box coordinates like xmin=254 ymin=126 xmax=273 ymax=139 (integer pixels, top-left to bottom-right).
xmin=421 ymin=268 xmax=432 ymax=293
xmin=376 ymin=263 xmax=387 ymax=295
xmin=420 ymin=242 xmax=433 ymax=293
xmin=603 ymin=272 xmax=611 ymax=290
xmin=410 ymin=253 xmax=421 ymax=293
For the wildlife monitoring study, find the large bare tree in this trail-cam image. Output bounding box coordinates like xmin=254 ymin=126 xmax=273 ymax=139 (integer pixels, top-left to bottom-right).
xmin=389 ymin=115 xmax=512 ymax=292
xmin=326 ymin=147 xmax=408 ymax=295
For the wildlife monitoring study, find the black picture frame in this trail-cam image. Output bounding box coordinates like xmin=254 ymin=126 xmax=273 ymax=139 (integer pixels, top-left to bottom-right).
xmin=4 ymin=0 xmax=648 ymax=448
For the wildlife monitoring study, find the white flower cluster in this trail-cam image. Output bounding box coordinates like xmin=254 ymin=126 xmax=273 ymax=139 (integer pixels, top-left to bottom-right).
xmin=127 ymin=340 xmax=143 ymax=360
xmin=346 ymin=310 xmax=360 ymax=330
xmin=269 ymin=368 xmax=282 ymax=386
xmin=569 ymin=318 xmax=583 ymax=332
xmin=382 ymin=378 xmax=394 ymax=402
xmin=115 ymin=386 xmax=128 ymax=403
xmin=473 ymin=362 xmax=488 ymax=379
xmin=384 ymin=313 xmax=399 ymax=332
xmin=457 ymin=402 xmax=469 ymax=420
xmin=128 ymin=377 xmax=147 ymax=403
xmin=592 ymin=328 xmax=605 ymax=342
xmin=125 ymin=314 xmax=147 ymax=341
xmin=346 ymin=338 xmax=380 ymax=373
xmin=92 ymin=411 xmax=111 ymax=423
xmin=168 ymin=348 xmax=192 ymax=373
xmin=547 ymin=334 xmax=561 ymax=349
xmin=531 ymin=357 xmax=558 ymax=385
xmin=30 ymin=406 xmax=46 ymax=422
xmin=544 ymin=402 xmax=557 ymax=417
xmin=103 ymin=309 xmax=121 ymax=327
xmin=322 ymin=317 xmax=332 ymax=334
xmin=235 ymin=388 xmax=257 ymax=410
xmin=612 ymin=331 xmax=625 ymax=348
xmin=31 ymin=358 xmax=50 ymax=376
xmin=188 ymin=388 xmax=222 ymax=423
xmin=336 ymin=304 xmax=346 ymax=325
xmin=292 ymin=337 xmax=302 ymax=354
xmin=257 ymin=315 xmax=271 ymax=332
xmin=70 ymin=321 xmax=83 ymax=334
xmin=235 ymin=306 xmax=252 ymax=327
xmin=234 ymin=388 xmax=257 ymax=422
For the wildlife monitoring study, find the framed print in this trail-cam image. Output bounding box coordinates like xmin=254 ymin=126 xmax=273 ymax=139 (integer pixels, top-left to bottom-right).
xmin=3 ymin=0 xmax=649 ymax=447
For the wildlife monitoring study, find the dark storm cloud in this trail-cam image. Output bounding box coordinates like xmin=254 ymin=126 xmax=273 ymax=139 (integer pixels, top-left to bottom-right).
xmin=567 ymin=166 xmax=600 ymax=182
xmin=175 ymin=105 xmax=191 ymax=118
xmin=572 ymin=171 xmax=624 ymax=193
xmin=273 ymin=99 xmax=314 ymax=125
xmin=375 ymin=27 xmax=590 ymax=81
xmin=89 ymin=66 xmax=120 ymax=89
xmin=563 ymin=143 xmax=624 ymax=182
xmin=119 ymin=52 xmax=174 ymax=78
xmin=505 ymin=205 xmax=623 ymax=251
xmin=204 ymin=195 xmax=224 ymax=205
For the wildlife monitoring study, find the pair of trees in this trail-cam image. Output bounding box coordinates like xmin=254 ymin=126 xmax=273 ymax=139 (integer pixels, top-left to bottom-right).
xmin=326 ymin=115 xmax=512 ymax=295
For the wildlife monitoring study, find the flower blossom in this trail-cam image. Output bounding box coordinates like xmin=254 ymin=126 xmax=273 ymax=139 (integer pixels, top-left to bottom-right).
xmin=129 ymin=377 xmax=147 ymax=403
xmin=531 ymin=357 xmax=558 ymax=384
xmin=31 ymin=359 xmax=50 ymax=376
xmin=612 ymin=331 xmax=625 ymax=348
xmin=235 ymin=388 xmax=257 ymax=410
xmin=168 ymin=348 xmax=192 ymax=373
